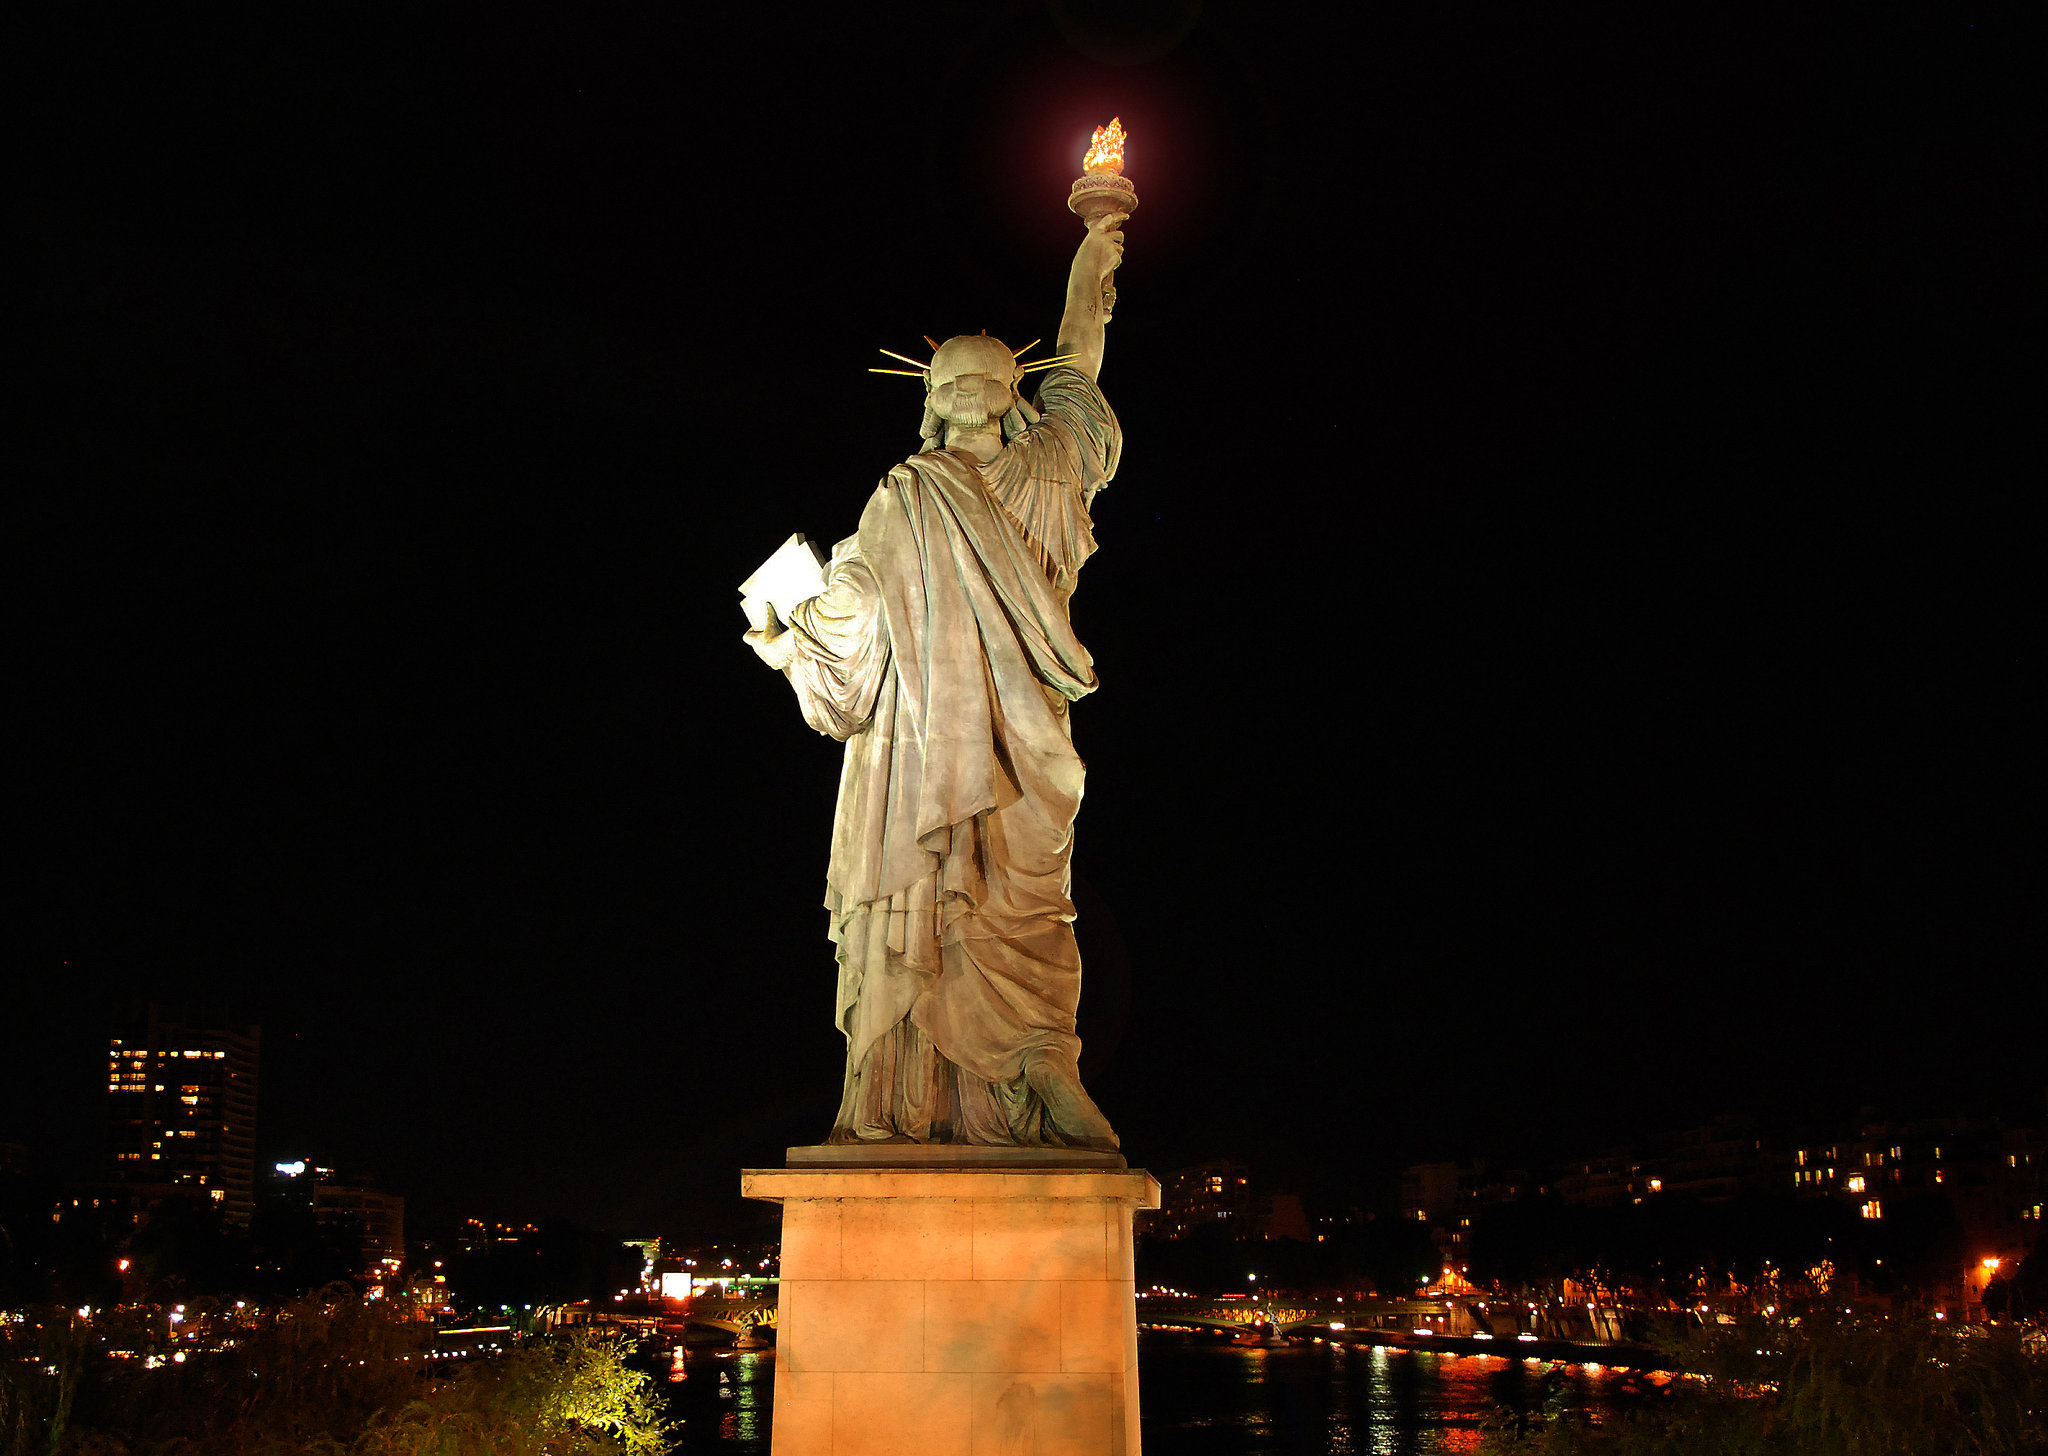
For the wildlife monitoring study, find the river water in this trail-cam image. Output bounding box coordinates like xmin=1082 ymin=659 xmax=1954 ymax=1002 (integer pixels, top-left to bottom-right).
xmin=657 ymin=1332 xmax=1631 ymax=1453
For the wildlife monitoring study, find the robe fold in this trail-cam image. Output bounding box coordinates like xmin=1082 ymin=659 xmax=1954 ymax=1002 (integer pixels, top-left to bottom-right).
xmin=782 ymin=367 xmax=1120 ymax=1141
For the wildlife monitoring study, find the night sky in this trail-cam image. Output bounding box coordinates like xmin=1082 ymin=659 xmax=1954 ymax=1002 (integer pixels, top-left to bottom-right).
xmin=12 ymin=4 xmax=2040 ymax=1238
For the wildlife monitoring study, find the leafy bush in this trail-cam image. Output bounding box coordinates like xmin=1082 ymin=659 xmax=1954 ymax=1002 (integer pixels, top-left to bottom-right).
xmin=1481 ymin=1309 xmax=2047 ymax=1456
xmin=352 ymin=1332 xmax=675 ymax=1456
xmin=2 ymin=1309 xmax=90 ymax=1456
xmin=3 ymin=1293 xmax=673 ymax=1456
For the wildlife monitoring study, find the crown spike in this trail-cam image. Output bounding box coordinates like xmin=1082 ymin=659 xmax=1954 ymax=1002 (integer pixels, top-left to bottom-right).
xmin=868 ymin=367 xmax=927 ymax=376
xmin=923 ymin=335 xmax=942 ymax=351
xmin=878 ymin=347 xmax=933 ymax=371
xmin=1011 ymin=339 xmax=1041 ymax=358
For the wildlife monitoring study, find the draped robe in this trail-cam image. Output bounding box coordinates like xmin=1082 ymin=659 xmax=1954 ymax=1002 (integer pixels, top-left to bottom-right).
xmin=781 ymin=368 xmax=1121 ymax=1143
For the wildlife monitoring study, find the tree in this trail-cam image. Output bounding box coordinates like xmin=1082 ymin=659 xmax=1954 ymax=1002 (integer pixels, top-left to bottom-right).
xmin=43 ymin=1291 xmax=676 ymax=1454
xmin=1479 ymin=1307 xmax=2048 ymax=1455
xmin=1983 ymin=1250 xmax=2046 ymax=1322
xmin=119 ymin=1199 xmax=248 ymax=1304
xmin=249 ymin=1197 xmax=366 ymax=1301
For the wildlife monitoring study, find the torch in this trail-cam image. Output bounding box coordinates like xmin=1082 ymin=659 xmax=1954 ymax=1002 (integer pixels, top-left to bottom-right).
xmin=1068 ymin=117 xmax=1136 ymax=319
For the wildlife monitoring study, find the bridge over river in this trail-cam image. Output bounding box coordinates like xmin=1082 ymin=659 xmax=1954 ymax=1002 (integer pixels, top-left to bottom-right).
xmin=544 ymin=1293 xmax=779 ymax=1343
xmin=548 ymin=1287 xmax=1633 ymax=1349
xmin=1134 ymin=1294 xmax=1633 ymax=1346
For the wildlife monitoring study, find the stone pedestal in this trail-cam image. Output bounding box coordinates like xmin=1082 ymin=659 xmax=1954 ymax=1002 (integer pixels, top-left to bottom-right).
xmin=743 ymin=1159 xmax=1160 ymax=1456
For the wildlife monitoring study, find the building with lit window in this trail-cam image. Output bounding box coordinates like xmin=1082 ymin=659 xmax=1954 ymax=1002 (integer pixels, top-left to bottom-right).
xmin=100 ymin=1003 xmax=260 ymax=1225
xmin=1139 ymin=1162 xmax=1309 ymax=1243
xmin=270 ymin=1159 xmax=406 ymax=1276
xmin=1401 ymin=1161 xmax=1513 ymax=1270
xmin=1144 ymin=1161 xmax=1255 ymax=1239
xmin=1789 ymin=1117 xmax=2045 ymax=1286
xmin=1655 ymin=1118 xmax=1770 ymax=1202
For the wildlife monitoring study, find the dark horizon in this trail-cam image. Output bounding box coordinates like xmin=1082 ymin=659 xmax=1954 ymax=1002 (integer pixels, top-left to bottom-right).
xmin=12 ymin=5 xmax=2039 ymax=1239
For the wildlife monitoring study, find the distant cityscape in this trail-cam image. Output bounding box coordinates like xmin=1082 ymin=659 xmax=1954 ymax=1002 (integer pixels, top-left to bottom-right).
xmin=2 ymin=1001 xmax=2041 ymax=1330
xmin=1141 ymin=1111 xmax=2044 ymax=1322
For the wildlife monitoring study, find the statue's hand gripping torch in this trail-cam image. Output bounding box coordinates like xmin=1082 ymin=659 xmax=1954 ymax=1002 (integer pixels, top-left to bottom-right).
xmin=1068 ymin=118 xmax=1137 ymax=320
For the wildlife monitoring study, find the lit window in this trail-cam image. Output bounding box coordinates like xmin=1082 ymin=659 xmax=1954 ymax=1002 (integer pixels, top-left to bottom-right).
xmin=1846 ymin=1176 xmax=1866 ymax=1193
xmin=1860 ymin=1201 xmax=1882 ymax=1220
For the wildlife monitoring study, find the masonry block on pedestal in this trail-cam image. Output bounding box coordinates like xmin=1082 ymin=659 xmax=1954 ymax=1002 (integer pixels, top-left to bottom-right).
xmin=743 ymin=1164 xmax=1160 ymax=1456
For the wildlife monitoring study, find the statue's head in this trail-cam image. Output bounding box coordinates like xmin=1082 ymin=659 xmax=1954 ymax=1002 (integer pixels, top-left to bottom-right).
xmin=926 ymin=335 xmax=1022 ymax=433
xmin=878 ymin=332 xmax=1065 ymax=455
xmin=913 ymin=333 xmax=1048 ymax=452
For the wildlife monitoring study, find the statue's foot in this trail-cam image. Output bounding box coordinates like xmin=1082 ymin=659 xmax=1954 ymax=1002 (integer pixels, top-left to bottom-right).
xmin=1021 ymin=1049 xmax=1120 ymax=1151
xmin=824 ymin=1128 xmax=918 ymax=1146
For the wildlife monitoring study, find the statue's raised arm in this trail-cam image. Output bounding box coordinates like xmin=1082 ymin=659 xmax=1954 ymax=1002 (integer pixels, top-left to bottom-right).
xmin=1057 ymin=210 xmax=1127 ymax=384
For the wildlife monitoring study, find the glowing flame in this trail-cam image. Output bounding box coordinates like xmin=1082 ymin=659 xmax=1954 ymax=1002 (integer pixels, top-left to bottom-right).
xmin=1083 ymin=117 xmax=1126 ymax=175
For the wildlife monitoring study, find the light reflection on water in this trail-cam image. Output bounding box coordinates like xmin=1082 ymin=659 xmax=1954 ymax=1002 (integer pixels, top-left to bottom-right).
xmin=657 ymin=1346 xmax=772 ymax=1454
xmin=1138 ymin=1337 xmax=1619 ymax=1456
xmin=652 ymin=1333 xmax=1621 ymax=1454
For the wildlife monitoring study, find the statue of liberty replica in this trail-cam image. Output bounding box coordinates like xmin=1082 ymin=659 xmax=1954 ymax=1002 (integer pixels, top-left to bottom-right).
xmin=741 ymin=126 xmax=1135 ymax=1156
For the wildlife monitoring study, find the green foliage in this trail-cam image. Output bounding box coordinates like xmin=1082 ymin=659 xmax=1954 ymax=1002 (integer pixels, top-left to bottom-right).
xmin=1 ymin=1310 xmax=90 ymax=1456
xmin=354 ymin=1333 xmax=676 ymax=1456
xmin=20 ymin=1293 xmax=674 ymax=1456
xmin=1479 ymin=1309 xmax=2048 ymax=1456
